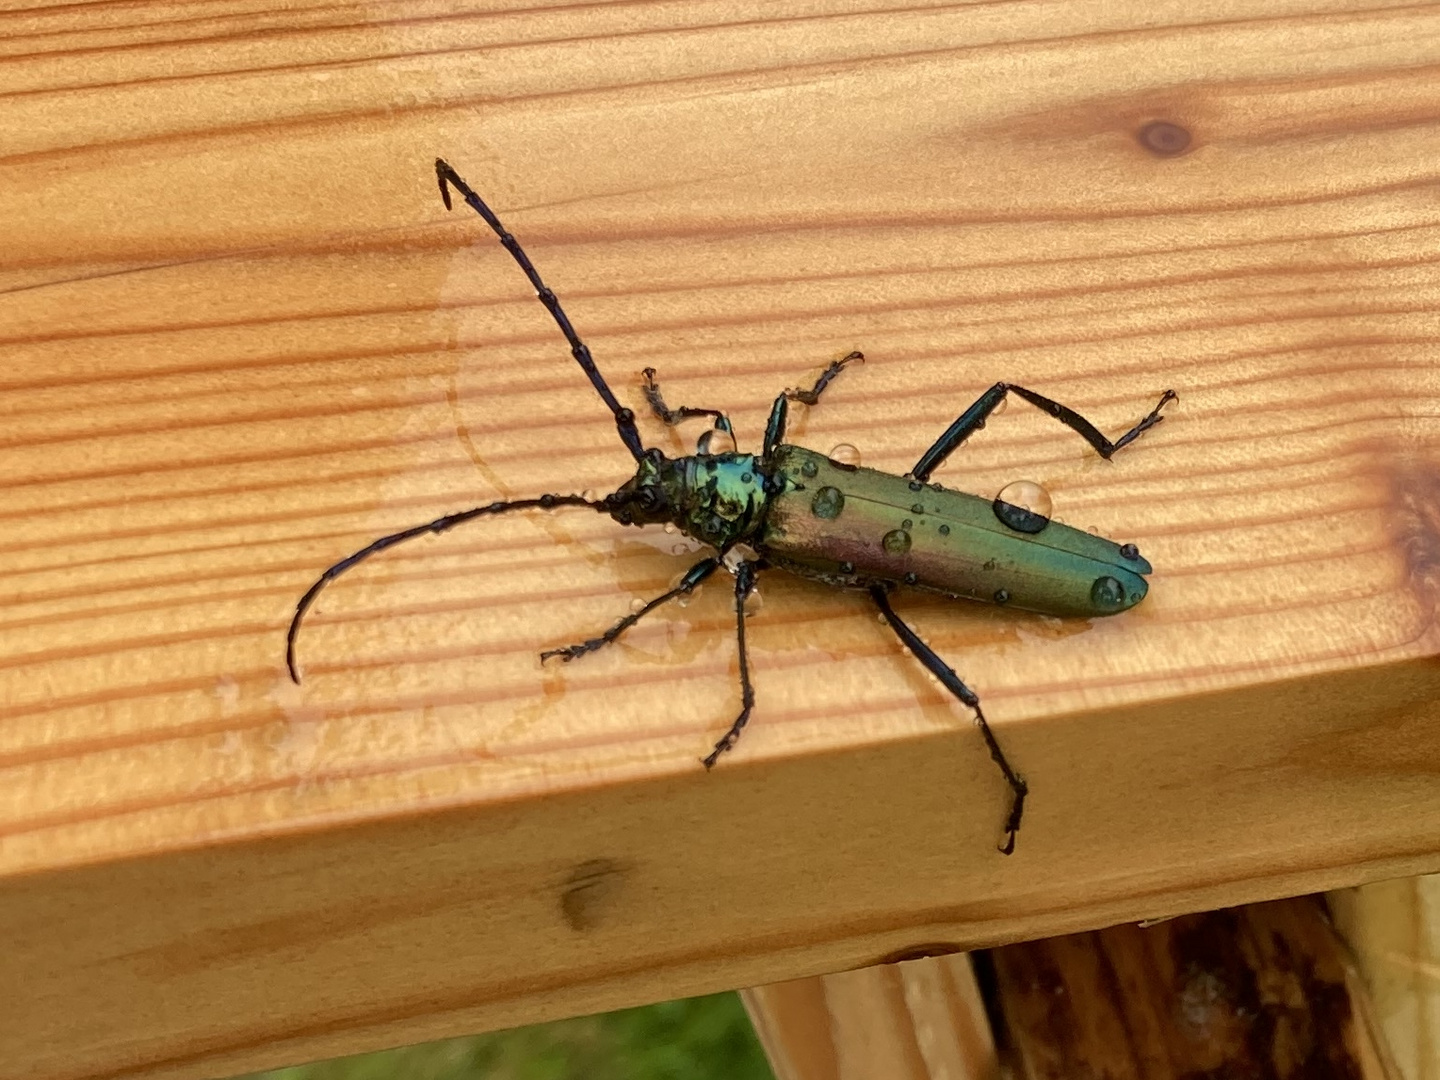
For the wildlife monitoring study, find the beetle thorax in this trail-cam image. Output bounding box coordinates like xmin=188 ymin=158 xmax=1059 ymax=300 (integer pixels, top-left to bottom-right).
xmin=607 ymin=450 xmax=768 ymax=550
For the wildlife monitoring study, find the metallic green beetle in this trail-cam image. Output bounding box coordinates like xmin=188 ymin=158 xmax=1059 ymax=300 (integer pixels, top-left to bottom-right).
xmin=287 ymin=159 xmax=1177 ymax=854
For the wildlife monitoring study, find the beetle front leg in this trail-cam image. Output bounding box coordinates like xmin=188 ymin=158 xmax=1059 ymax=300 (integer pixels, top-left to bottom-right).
xmin=910 ymin=384 xmax=1177 ymax=483
xmin=870 ymin=585 xmax=1028 ymax=855
xmin=541 ymin=557 xmax=721 ymax=663
xmin=641 ymin=367 xmax=732 ymax=435
xmin=702 ymin=560 xmax=761 ymax=768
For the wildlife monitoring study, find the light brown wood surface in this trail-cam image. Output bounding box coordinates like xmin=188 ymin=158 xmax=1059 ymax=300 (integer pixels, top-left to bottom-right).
xmin=1332 ymin=875 xmax=1440 ymax=1080
xmin=5 ymin=2 xmax=1440 ymax=1078
xmin=742 ymin=954 xmax=999 ymax=1080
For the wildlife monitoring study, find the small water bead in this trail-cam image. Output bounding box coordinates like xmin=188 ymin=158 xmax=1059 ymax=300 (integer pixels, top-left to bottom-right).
xmin=938 ymin=524 xmax=950 ymax=536
xmin=742 ymin=588 xmax=764 ymax=616
xmin=671 ymin=543 xmax=691 ymax=555
xmin=1091 ymin=576 xmax=1126 ymax=611
xmin=630 ymin=597 xmax=648 ymax=614
xmin=908 ymin=480 xmax=923 ymax=492
xmin=811 ymin=486 xmax=845 ymax=520
xmin=829 ymin=443 xmax=862 ymax=467
xmin=697 ymin=428 xmax=737 ymax=455
xmin=910 ymin=503 xmax=924 ymax=516
xmin=839 ymin=561 xmax=856 ymax=575
xmin=800 ymin=459 xmax=819 ymax=478
xmin=882 ymin=529 xmax=912 ymax=555
xmin=663 ymin=522 xmax=677 ymax=534
xmin=901 ymin=519 xmax=913 ymax=530
xmin=903 ymin=572 xmax=918 ymax=586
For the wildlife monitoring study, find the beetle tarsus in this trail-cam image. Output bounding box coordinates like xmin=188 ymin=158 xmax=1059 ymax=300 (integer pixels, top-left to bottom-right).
xmin=786 ymin=350 xmax=863 ymax=406
xmin=641 ymin=367 xmax=732 ymax=433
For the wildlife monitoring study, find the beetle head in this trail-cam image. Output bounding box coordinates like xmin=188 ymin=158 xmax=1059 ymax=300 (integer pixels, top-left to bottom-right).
xmin=607 ymin=448 xmax=678 ymax=527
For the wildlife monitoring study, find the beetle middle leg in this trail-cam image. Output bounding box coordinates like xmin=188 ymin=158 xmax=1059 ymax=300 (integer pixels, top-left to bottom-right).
xmin=701 ymin=559 xmax=760 ymax=769
xmin=763 ymin=351 xmax=863 ymax=456
xmin=540 ymin=557 xmax=721 ymax=663
xmin=910 ymin=384 xmax=1178 ymax=483
xmin=870 ymin=584 xmax=1028 ymax=855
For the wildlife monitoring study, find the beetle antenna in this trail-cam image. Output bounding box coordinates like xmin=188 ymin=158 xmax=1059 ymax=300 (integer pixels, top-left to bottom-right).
xmin=287 ymin=493 xmax=612 ymax=682
xmin=435 ymin=159 xmax=646 ymax=463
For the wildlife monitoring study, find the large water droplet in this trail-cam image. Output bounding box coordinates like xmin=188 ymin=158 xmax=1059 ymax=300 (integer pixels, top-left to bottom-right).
xmin=697 ymin=428 xmax=736 ymax=455
xmin=882 ymin=529 xmax=912 ymax=554
xmin=811 ymin=486 xmax=845 ymax=519
xmin=994 ymin=480 xmax=1053 ymax=534
xmin=829 ymin=443 xmax=861 ymax=468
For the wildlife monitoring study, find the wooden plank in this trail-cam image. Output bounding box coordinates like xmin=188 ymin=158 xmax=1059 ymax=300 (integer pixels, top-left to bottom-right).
xmin=1331 ymin=875 xmax=1440 ymax=1080
xmin=4 ymin=1 xmax=1440 ymax=1077
xmin=986 ymin=897 xmax=1400 ymax=1078
xmin=742 ymin=954 xmax=998 ymax=1080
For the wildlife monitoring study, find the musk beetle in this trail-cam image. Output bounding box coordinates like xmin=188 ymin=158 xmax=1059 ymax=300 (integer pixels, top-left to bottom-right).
xmin=286 ymin=159 xmax=1177 ymax=853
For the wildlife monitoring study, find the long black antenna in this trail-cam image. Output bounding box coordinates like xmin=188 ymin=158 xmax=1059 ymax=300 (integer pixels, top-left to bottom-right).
xmin=287 ymin=494 xmax=610 ymax=682
xmin=435 ymin=159 xmax=646 ymax=462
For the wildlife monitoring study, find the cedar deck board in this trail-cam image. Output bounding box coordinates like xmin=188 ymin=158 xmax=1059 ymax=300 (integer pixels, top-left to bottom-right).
xmin=3 ymin=1 xmax=1440 ymax=1077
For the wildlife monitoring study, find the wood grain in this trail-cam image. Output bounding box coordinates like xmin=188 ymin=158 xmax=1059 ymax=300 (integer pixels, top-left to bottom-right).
xmin=742 ymin=954 xmax=999 ymax=1080
xmin=987 ymin=897 xmax=1399 ymax=1079
xmin=4 ymin=1 xmax=1440 ymax=1077
xmin=1332 ymin=875 xmax=1440 ymax=1080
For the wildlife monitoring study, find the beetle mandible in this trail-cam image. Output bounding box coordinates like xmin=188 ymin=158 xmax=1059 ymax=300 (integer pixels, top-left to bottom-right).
xmin=286 ymin=159 xmax=1178 ymax=854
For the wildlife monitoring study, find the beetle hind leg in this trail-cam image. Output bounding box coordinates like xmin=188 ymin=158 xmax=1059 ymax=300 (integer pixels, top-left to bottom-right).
xmin=910 ymin=384 xmax=1177 ymax=483
xmin=869 ymin=585 xmax=1028 ymax=855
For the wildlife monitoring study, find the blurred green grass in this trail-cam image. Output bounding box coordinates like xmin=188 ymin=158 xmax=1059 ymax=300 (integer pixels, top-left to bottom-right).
xmin=237 ymin=991 xmax=774 ymax=1080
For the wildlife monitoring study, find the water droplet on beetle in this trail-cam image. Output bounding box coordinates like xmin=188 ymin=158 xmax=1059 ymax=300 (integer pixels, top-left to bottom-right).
xmin=997 ymin=479 xmax=1053 ymax=519
xmin=829 ymin=443 xmax=861 ymax=467
xmin=800 ymin=459 xmax=819 ymax=478
xmin=671 ymin=543 xmax=690 ymax=555
xmin=697 ymin=428 xmax=736 ymax=455
xmin=882 ymin=529 xmax=912 ymax=555
xmin=1091 ymin=575 xmax=1126 ymax=611
xmin=663 ymin=522 xmax=677 ymax=534
xmin=811 ymin=486 xmax=845 ymax=519
xmin=910 ymin=503 xmax=924 ymax=515
xmin=994 ymin=480 xmax=1053 ymax=533
xmin=742 ymin=588 xmax=763 ymax=616
xmin=630 ymin=597 xmax=647 ymax=613
xmin=938 ymin=524 xmax=951 ymax=536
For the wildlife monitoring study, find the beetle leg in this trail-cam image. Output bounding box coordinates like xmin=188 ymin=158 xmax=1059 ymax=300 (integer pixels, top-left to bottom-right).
xmin=869 ymin=585 xmax=1028 ymax=855
xmin=540 ymin=557 xmax=721 ymax=663
xmin=910 ymin=385 xmax=1178 ymax=483
xmin=702 ymin=560 xmax=760 ymax=768
xmin=641 ymin=368 xmax=732 ymax=435
xmin=785 ymin=350 xmax=863 ymax=406
xmin=764 ymin=351 xmax=864 ymax=456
